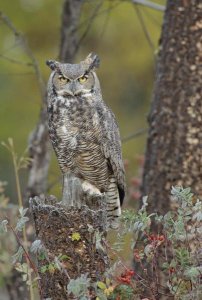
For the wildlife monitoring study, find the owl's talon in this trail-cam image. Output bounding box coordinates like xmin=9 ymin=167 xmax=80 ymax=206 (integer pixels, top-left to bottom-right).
xmin=82 ymin=181 xmax=102 ymax=197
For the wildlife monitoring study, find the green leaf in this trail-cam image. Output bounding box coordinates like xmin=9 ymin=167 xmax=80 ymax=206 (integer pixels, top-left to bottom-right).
xmin=22 ymin=274 xmax=27 ymax=281
xmin=67 ymin=273 xmax=90 ymax=297
xmin=0 ymin=219 xmax=8 ymax=233
xmin=112 ymin=284 xmax=134 ymax=299
xmin=15 ymin=262 xmax=29 ymax=274
xmin=15 ymin=216 xmax=29 ymax=232
xmin=71 ymin=232 xmax=81 ymax=241
xmin=19 ymin=207 xmax=29 ymax=217
xmin=175 ymin=248 xmax=190 ymax=268
xmin=48 ymin=263 xmax=55 ymax=274
xmin=184 ymin=267 xmax=200 ymax=280
xmin=40 ymin=265 xmax=48 ymax=273
xmin=58 ymin=254 xmax=69 ymax=261
xmin=12 ymin=246 xmax=24 ymax=264
xmin=30 ymin=239 xmax=43 ymax=254
xmin=97 ymin=281 xmax=106 ymax=290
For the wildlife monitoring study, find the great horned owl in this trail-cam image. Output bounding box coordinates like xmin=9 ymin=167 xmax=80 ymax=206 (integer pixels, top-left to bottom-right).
xmin=46 ymin=53 xmax=125 ymax=224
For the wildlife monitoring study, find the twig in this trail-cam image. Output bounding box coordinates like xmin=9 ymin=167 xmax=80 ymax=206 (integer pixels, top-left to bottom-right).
xmin=122 ymin=128 xmax=148 ymax=143
xmin=9 ymin=224 xmax=38 ymax=276
xmin=0 ymin=41 xmax=19 ymax=56
xmin=1 ymin=72 xmax=34 ymax=76
xmin=75 ymin=0 xmax=104 ymax=53
xmin=99 ymin=1 xmax=114 ymax=38
xmin=141 ymin=5 xmax=162 ymax=27
xmin=133 ymin=5 xmax=155 ymax=52
xmin=0 ymin=11 xmax=45 ymax=98
xmin=2 ymin=138 xmax=36 ymax=300
xmin=75 ymin=1 xmax=121 ymax=32
xmin=0 ymin=54 xmax=33 ymax=66
xmin=130 ymin=0 xmax=165 ymax=11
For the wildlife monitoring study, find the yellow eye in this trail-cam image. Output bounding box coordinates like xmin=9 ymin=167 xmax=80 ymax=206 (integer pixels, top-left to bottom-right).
xmin=59 ymin=75 xmax=69 ymax=83
xmin=79 ymin=75 xmax=88 ymax=83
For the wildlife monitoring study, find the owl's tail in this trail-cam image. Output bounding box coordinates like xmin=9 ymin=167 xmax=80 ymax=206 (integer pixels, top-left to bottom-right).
xmin=106 ymin=175 xmax=121 ymax=229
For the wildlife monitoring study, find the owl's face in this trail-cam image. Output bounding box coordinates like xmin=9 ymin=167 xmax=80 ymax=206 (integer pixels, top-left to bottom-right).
xmin=47 ymin=53 xmax=100 ymax=97
xmin=52 ymin=70 xmax=95 ymax=97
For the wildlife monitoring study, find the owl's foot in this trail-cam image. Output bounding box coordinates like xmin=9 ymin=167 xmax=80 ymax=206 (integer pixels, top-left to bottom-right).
xmin=82 ymin=181 xmax=102 ymax=197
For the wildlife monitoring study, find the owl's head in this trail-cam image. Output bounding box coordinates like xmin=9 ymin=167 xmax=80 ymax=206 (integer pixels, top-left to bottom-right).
xmin=46 ymin=53 xmax=100 ymax=97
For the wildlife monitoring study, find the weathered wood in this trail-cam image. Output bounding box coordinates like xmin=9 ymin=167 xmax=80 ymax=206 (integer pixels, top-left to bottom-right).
xmin=30 ymin=195 xmax=109 ymax=300
xmin=142 ymin=0 xmax=202 ymax=215
xmin=26 ymin=0 xmax=84 ymax=201
xmin=59 ymin=0 xmax=84 ymax=62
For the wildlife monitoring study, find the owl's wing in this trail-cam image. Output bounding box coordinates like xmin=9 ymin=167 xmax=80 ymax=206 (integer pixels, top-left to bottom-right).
xmin=100 ymin=107 xmax=126 ymax=205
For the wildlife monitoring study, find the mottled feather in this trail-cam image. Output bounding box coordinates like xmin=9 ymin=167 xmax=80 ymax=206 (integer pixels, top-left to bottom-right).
xmin=46 ymin=53 xmax=126 ymax=226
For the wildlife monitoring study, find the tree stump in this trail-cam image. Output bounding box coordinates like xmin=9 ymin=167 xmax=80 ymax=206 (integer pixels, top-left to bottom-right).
xmin=30 ymin=195 xmax=109 ymax=300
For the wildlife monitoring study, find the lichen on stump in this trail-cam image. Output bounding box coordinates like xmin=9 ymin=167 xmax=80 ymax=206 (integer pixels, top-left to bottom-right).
xmin=30 ymin=195 xmax=109 ymax=300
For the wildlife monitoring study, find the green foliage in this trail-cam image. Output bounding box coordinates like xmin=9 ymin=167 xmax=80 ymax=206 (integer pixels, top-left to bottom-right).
xmin=97 ymin=281 xmax=107 ymax=290
xmin=15 ymin=263 xmax=33 ymax=285
xmin=15 ymin=207 xmax=29 ymax=232
xmin=0 ymin=219 xmax=8 ymax=233
xmin=12 ymin=246 xmax=24 ymax=264
xmin=40 ymin=254 xmax=70 ymax=275
xmin=109 ymin=284 xmax=134 ymax=300
xmin=0 ymin=179 xmax=36 ymax=298
xmin=67 ymin=273 xmax=91 ymax=299
xmin=66 ymin=187 xmax=201 ymax=299
xmin=71 ymin=232 xmax=81 ymax=241
xmin=1 ymin=165 xmax=201 ymax=300
xmin=30 ymin=239 xmax=43 ymax=254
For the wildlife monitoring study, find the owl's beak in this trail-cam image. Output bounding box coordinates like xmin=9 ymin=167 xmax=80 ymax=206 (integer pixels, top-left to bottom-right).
xmin=70 ymin=82 xmax=77 ymax=95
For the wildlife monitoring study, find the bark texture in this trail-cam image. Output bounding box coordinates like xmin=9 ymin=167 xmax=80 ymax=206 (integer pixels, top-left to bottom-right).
xmin=26 ymin=0 xmax=84 ymax=200
xmin=59 ymin=0 xmax=84 ymax=62
xmin=26 ymin=105 xmax=50 ymax=200
xmin=30 ymin=195 xmax=109 ymax=300
xmin=142 ymin=0 xmax=202 ymax=215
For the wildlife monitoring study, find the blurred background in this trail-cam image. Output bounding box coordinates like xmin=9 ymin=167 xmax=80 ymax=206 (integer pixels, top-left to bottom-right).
xmin=0 ymin=0 xmax=164 ymax=205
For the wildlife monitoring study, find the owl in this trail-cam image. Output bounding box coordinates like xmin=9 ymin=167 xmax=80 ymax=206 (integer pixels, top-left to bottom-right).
xmin=46 ymin=53 xmax=125 ymax=226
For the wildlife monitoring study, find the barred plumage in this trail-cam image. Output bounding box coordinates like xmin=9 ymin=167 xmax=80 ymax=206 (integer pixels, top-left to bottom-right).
xmin=46 ymin=53 xmax=125 ymax=226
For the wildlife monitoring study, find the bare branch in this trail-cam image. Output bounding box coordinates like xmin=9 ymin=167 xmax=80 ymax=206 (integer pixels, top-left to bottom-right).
xmin=75 ymin=1 xmax=121 ymax=34
xmin=130 ymin=0 xmax=165 ymax=11
xmin=59 ymin=0 xmax=85 ymax=62
xmin=75 ymin=0 xmax=104 ymax=53
xmin=99 ymin=1 xmax=117 ymax=37
xmin=0 ymin=72 xmax=34 ymax=76
xmin=122 ymin=128 xmax=147 ymax=143
xmin=0 ymin=11 xmax=45 ymax=98
xmin=0 ymin=11 xmax=20 ymax=36
xmin=133 ymin=5 xmax=155 ymax=52
xmin=0 ymin=54 xmax=33 ymax=66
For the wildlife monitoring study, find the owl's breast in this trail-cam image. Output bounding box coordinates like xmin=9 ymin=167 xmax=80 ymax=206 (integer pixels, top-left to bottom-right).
xmin=48 ymin=96 xmax=100 ymax=150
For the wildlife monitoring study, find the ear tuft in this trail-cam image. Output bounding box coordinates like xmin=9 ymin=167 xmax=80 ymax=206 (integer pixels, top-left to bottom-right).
xmin=46 ymin=60 xmax=58 ymax=70
xmin=85 ymin=53 xmax=100 ymax=69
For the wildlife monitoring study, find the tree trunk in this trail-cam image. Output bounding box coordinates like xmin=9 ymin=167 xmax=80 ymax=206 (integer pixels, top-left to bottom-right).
xmin=142 ymin=0 xmax=202 ymax=215
xmin=26 ymin=106 xmax=50 ymax=200
xmin=26 ymin=0 xmax=84 ymax=201
xmin=8 ymin=2 xmax=85 ymax=300
xmin=30 ymin=195 xmax=109 ymax=300
xmin=59 ymin=0 xmax=84 ymax=62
